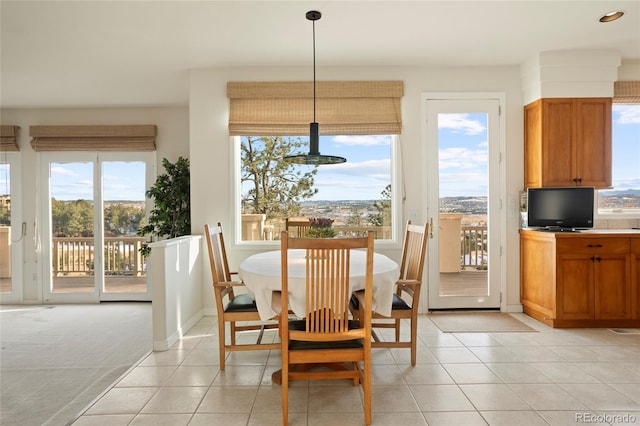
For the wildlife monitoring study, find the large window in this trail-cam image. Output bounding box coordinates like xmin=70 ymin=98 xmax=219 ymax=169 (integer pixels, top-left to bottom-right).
xmin=236 ymin=134 xmax=399 ymax=243
xmin=597 ymin=103 xmax=640 ymax=216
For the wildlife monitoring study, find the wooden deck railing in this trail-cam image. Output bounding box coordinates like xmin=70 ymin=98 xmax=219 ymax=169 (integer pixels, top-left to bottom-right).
xmin=52 ymin=237 xmax=146 ymax=277
xmin=461 ymin=226 xmax=488 ymax=269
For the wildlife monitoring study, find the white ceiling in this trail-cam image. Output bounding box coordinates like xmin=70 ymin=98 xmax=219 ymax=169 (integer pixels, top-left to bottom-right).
xmin=2 ymin=0 xmax=639 ymax=108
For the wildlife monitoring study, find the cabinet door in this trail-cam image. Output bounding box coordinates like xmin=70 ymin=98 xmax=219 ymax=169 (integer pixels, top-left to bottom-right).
xmin=632 ymin=238 xmax=640 ymax=319
xmin=524 ymin=101 xmax=542 ymax=188
xmin=541 ymin=99 xmax=575 ymax=187
xmin=557 ymin=253 xmax=594 ymax=320
xmin=594 ymin=253 xmax=630 ymax=319
xmin=575 ymin=99 xmax=612 ymax=188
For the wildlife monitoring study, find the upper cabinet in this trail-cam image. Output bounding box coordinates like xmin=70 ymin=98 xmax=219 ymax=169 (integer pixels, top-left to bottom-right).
xmin=524 ymin=98 xmax=612 ymax=188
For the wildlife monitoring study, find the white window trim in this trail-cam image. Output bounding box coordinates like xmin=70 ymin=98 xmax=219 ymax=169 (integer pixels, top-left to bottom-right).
xmin=231 ymin=135 xmax=404 ymax=250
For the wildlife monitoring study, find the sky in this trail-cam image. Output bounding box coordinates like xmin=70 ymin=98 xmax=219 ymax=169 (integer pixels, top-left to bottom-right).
xmin=1 ymin=105 xmax=638 ymax=202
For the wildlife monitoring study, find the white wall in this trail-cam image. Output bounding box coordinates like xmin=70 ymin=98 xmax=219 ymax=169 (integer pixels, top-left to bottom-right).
xmin=0 ymin=107 xmax=189 ymax=303
xmin=189 ymin=65 xmax=525 ymax=313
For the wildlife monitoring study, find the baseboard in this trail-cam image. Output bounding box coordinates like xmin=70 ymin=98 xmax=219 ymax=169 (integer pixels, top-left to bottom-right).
xmin=153 ymin=309 xmax=204 ymax=351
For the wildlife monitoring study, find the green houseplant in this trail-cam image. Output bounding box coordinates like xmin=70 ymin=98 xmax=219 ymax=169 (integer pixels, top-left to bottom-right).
xmin=305 ymin=217 xmax=336 ymax=238
xmin=137 ymin=157 xmax=191 ymax=256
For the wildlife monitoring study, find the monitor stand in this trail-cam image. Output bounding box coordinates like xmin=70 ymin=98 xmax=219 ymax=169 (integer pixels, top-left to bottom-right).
xmin=541 ymin=226 xmax=580 ymax=233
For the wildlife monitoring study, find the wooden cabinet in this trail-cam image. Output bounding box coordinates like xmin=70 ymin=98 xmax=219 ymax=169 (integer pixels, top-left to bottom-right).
xmin=524 ymin=98 xmax=612 ymax=188
xmin=632 ymin=239 xmax=640 ymax=319
xmin=520 ymin=230 xmax=638 ymax=328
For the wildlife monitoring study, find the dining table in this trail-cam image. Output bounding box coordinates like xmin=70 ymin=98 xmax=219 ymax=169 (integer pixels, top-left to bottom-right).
xmin=238 ymin=249 xmax=401 ymax=321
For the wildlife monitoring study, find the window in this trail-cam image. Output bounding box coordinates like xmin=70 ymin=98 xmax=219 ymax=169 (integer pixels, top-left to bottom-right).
xmin=227 ymin=80 xmax=404 ymax=244
xmin=597 ymin=103 xmax=640 ymax=217
xmin=236 ymin=134 xmax=399 ymax=243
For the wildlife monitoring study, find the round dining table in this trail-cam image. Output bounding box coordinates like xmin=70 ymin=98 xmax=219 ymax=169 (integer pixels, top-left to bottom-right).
xmin=238 ymin=249 xmax=400 ymax=321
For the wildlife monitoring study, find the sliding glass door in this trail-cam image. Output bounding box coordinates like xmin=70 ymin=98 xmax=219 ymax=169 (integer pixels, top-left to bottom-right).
xmin=40 ymin=152 xmax=154 ymax=303
xmin=0 ymin=152 xmax=23 ymax=303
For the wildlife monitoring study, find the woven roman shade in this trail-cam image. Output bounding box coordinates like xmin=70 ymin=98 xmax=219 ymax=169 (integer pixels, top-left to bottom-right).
xmin=29 ymin=125 xmax=157 ymax=151
xmin=227 ymin=81 xmax=403 ymax=136
xmin=0 ymin=125 xmax=20 ymax=152
xmin=613 ymin=81 xmax=640 ymax=103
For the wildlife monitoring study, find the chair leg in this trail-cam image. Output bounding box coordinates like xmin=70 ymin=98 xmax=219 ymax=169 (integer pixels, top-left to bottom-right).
xmin=410 ymin=315 xmax=417 ymax=366
xmin=394 ymin=318 xmax=401 ymax=342
xmin=230 ymin=321 xmax=236 ymax=346
xmin=363 ymin=358 xmax=372 ymax=425
xmin=281 ymin=360 xmax=288 ymax=425
xmin=218 ymin=317 xmax=226 ymax=370
xmin=352 ymin=362 xmax=359 ymax=386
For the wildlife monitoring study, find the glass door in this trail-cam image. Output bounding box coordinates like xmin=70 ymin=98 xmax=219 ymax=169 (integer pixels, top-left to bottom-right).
xmin=424 ymin=97 xmax=502 ymax=310
xmin=41 ymin=152 xmax=154 ymax=303
xmin=0 ymin=153 xmax=23 ymax=303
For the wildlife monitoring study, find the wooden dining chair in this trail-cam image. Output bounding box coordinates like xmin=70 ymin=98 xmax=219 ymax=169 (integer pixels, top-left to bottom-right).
xmin=285 ymin=217 xmax=310 ymax=238
xmin=280 ymin=231 xmax=374 ymax=426
xmin=204 ymin=223 xmax=279 ymax=370
xmin=350 ymin=220 xmax=428 ymax=365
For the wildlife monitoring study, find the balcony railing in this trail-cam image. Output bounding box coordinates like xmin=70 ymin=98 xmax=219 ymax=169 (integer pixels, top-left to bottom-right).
xmin=461 ymin=226 xmax=488 ymax=269
xmin=52 ymin=237 xmax=146 ymax=277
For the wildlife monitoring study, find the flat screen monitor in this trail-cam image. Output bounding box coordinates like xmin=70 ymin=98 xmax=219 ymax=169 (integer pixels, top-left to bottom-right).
xmin=527 ymin=186 xmax=595 ymax=230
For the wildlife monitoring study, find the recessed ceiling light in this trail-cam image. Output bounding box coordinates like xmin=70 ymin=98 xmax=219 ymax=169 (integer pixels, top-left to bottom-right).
xmin=599 ymin=10 xmax=624 ymax=22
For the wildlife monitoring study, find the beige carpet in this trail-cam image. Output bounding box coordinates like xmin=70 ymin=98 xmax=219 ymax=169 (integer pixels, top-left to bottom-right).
xmin=0 ymin=303 xmax=151 ymax=426
xmin=428 ymin=312 xmax=537 ymax=333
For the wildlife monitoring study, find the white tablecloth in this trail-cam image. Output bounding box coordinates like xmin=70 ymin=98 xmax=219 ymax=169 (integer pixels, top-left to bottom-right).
xmin=238 ymin=249 xmax=400 ymax=320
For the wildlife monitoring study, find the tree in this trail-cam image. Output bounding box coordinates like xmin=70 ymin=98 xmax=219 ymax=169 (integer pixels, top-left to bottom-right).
xmin=368 ymin=184 xmax=391 ymax=226
xmin=137 ymin=157 xmax=190 ymax=256
xmin=51 ymin=198 xmax=94 ymax=237
xmin=104 ymin=203 xmax=145 ymax=236
xmin=0 ymin=203 xmax=9 ymax=226
xmin=241 ymin=136 xmax=318 ymax=219
xmin=346 ymin=207 xmax=363 ymax=227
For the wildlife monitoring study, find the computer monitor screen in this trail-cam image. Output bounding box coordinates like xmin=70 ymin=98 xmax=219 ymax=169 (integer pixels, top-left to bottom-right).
xmin=527 ymin=186 xmax=594 ymax=229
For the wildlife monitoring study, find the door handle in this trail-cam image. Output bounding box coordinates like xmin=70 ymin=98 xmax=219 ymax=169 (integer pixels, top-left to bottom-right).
xmin=429 ymin=217 xmax=434 ymax=239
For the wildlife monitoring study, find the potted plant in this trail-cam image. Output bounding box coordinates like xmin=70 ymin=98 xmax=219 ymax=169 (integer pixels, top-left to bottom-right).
xmin=137 ymin=156 xmax=191 ymax=256
xmin=305 ymin=217 xmax=336 ymax=238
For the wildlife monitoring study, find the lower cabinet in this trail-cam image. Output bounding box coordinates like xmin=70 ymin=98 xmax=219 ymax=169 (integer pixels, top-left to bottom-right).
xmin=633 ymin=239 xmax=640 ymax=320
xmin=520 ymin=230 xmax=639 ymax=328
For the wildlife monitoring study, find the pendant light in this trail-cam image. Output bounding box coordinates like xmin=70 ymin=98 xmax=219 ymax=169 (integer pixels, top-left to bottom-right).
xmin=284 ymin=10 xmax=346 ymax=165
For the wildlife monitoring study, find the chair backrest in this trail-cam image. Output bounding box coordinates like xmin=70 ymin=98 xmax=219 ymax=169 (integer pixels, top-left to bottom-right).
xmin=285 ymin=217 xmax=310 ymax=238
xmin=204 ymin=222 xmax=232 ymax=285
xmin=399 ymin=221 xmax=429 ymax=282
xmin=280 ymin=231 xmax=374 ymax=338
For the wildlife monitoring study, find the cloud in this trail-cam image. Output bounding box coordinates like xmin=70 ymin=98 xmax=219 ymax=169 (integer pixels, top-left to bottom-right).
xmin=439 ymin=147 xmax=487 ymax=170
xmin=614 ymin=105 xmax=640 ymax=124
xmin=319 ymin=158 xmax=391 ymax=176
xmin=438 ymin=114 xmax=486 ymax=135
xmin=331 ymin=135 xmax=391 ymax=146
xmin=610 ymin=176 xmax=640 ymax=190
xmin=51 ymin=166 xmax=81 ymax=177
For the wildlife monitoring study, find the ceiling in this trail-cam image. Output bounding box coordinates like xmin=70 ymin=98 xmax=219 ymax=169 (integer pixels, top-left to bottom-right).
xmin=1 ymin=0 xmax=639 ymax=108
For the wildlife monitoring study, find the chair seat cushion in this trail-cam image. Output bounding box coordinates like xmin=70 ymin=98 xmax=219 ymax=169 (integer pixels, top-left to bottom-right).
xmin=350 ymin=293 xmax=411 ymax=311
xmin=288 ymin=319 xmax=363 ymax=350
xmin=225 ymin=293 xmax=258 ymax=312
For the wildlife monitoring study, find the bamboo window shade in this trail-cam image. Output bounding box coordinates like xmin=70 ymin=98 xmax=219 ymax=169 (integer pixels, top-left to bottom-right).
xmin=613 ymin=81 xmax=640 ymax=103
xmin=29 ymin=125 xmax=157 ymax=151
xmin=227 ymin=81 xmax=403 ymax=136
xmin=0 ymin=126 xmax=20 ymax=152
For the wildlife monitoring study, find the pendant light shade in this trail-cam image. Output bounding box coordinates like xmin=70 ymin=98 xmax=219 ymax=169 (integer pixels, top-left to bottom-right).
xmin=284 ymin=10 xmax=346 ymax=165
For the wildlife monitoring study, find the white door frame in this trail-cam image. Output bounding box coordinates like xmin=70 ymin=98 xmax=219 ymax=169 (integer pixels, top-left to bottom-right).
xmin=421 ymin=93 xmax=507 ymax=311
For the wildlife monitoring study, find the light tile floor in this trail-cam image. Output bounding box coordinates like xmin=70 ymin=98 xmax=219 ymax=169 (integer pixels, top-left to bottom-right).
xmin=71 ymin=314 xmax=640 ymax=425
